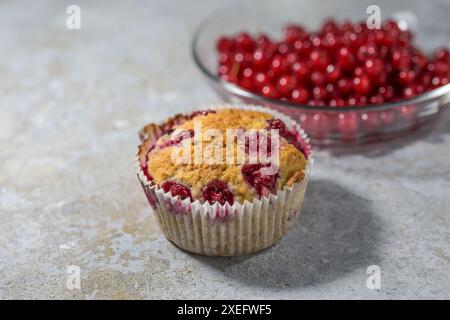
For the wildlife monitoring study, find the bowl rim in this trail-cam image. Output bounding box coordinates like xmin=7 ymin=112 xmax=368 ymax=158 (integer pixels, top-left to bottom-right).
xmin=191 ymin=6 xmax=450 ymax=112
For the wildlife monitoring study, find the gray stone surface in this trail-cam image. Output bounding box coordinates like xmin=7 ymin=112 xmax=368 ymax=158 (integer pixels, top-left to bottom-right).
xmin=0 ymin=0 xmax=449 ymax=299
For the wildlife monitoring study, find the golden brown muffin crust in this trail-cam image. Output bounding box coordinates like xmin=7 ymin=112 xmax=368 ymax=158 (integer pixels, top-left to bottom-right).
xmin=145 ymin=108 xmax=308 ymax=203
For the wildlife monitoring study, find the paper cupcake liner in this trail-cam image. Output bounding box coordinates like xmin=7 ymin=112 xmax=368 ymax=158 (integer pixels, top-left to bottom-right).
xmin=136 ymin=104 xmax=313 ymax=256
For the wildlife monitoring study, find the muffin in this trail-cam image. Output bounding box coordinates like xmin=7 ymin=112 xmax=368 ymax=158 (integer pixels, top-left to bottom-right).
xmin=136 ymin=105 xmax=313 ymax=256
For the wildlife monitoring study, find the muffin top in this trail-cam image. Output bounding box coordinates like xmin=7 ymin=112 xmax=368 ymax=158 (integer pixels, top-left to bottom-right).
xmin=139 ymin=108 xmax=309 ymax=205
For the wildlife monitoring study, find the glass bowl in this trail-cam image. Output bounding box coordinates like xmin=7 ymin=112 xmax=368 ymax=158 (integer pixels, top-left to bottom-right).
xmin=192 ymin=0 xmax=450 ymax=146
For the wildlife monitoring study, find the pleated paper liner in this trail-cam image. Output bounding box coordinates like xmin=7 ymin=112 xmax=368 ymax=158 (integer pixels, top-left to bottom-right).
xmin=136 ymin=104 xmax=313 ymax=256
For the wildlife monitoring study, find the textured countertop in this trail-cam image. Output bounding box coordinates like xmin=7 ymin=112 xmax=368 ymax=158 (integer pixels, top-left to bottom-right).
xmin=0 ymin=0 xmax=449 ymax=299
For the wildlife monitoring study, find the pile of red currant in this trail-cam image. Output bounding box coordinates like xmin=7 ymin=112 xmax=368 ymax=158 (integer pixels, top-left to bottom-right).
xmin=216 ymin=19 xmax=450 ymax=107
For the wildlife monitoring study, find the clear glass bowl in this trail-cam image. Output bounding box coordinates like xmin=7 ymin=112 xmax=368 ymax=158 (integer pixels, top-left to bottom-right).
xmin=192 ymin=0 xmax=450 ymax=146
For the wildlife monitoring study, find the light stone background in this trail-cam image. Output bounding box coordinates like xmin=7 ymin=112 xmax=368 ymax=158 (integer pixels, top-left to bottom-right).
xmin=0 ymin=0 xmax=449 ymax=299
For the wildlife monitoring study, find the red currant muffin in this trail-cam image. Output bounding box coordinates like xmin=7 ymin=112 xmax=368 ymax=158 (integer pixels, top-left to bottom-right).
xmin=136 ymin=105 xmax=312 ymax=256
